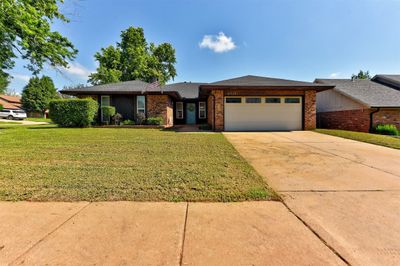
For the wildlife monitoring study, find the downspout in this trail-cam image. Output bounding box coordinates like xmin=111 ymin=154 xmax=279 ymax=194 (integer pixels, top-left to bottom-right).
xmin=369 ymin=107 xmax=380 ymax=132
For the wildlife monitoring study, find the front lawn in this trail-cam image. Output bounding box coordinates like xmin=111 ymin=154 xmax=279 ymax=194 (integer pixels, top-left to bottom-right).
xmin=315 ymin=129 xmax=400 ymax=149
xmin=0 ymin=125 xmax=276 ymax=201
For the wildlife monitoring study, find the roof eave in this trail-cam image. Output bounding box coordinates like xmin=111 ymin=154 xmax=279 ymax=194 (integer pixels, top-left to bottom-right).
xmin=199 ymin=85 xmax=334 ymax=92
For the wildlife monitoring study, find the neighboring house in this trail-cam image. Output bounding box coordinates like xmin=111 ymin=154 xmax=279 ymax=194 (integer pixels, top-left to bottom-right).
xmin=61 ymin=75 xmax=333 ymax=131
xmin=0 ymin=94 xmax=22 ymax=110
xmin=315 ymin=78 xmax=400 ymax=132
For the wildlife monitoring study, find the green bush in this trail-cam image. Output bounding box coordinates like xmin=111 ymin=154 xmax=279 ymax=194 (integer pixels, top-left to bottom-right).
xmin=122 ymin=119 xmax=135 ymax=125
xmin=0 ymin=104 xmax=3 ymax=111
xmin=101 ymin=106 xmax=116 ymax=124
xmin=199 ymin=124 xmax=212 ymax=130
xmin=146 ymin=117 xmax=163 ymax=125
xmin=374 ymin=124 xmax=399 ymax=136
xmin=49 ymin=98 xmax=98 ymax=127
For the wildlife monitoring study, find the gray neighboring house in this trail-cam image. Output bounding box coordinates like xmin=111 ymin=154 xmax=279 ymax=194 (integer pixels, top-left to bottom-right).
xmin=314 ymin=77 xmax=400 ymax=132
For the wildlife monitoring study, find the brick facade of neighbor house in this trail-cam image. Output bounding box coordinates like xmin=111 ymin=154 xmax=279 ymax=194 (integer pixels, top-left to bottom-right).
xmin=317 ymin=109 xmax=372 ymax=132
xmin=147 ymin=95 xmax=174 ymax=127
xmin=373 ymin=109 xmax=400 ymax=129
xmin=208 ymin=89 xmax=317 ymax=131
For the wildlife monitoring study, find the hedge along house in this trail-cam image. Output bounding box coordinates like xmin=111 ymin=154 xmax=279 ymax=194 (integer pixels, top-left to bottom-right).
xmin=315 ymin=77 xmax=400 ymax=132
xmin=61 ymin=75 xmax=334 ymax=131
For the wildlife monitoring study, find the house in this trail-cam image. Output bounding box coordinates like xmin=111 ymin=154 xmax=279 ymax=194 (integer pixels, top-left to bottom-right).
xmin=314 ymin=77 xmax=400 ymax=132
xmin=0 ymin=94 xmax=22 ymax=110
xmin=61 ymin=75 xmax=333 ymax=131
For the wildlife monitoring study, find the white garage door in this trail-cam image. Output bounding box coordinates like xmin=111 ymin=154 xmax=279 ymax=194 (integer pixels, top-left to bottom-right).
xmin=224 ymin=96 xmax=302 ymax=131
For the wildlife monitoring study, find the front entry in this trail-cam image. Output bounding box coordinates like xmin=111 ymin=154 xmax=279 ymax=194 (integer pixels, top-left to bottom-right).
xmin=186 ymin=103 xmax=196 ymax=124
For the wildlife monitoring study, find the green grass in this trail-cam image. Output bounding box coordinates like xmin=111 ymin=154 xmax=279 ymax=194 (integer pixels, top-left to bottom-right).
xmin=0 ymin=125 xmax=276 ymax=202
xmin=25 ymin=118 xmax=52 ymax=123
xmin=315 ymin=129 xmax=400 ymax=149
xmin=0 ymin=121 xmax=22 ymax=124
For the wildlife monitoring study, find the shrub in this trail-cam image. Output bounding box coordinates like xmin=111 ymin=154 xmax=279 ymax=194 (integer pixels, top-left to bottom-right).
xmin=122 ymin=119 xmax=135 ymax=125
xmin=146 ymin=117 xmax=163 ymax=125
xmin=199 ymin=124 xmax=212 ymax=130
xmin=49 ymin=98 xmax=98 ymax=127
xmin=101 ymin=106 xmax=116 ymax=124
xmin=135 ymin=112 xmax=146 ymax=125
xmin=374 ymin=124 xmax=399 ymax=136
xmin=0 ymin=104 xmax=3 ymax=111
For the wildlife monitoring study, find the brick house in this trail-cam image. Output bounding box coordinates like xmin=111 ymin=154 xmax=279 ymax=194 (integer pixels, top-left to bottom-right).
xmin=315 ymin=77 xmax=400 ymax=132
xmin=61 ymin=75 xmax=333 ymax=131
xmin=0 ymin=94 xmax=22 ymax=110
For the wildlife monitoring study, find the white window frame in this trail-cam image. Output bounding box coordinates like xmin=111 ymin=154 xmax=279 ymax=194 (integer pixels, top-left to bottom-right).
xmin=100 ymin=95 xmax=110 ymax=122
xmin=136 ymin=95 xmax=146 ymax=114
xmin=176 ymin=102 xmax=184 ymax=119
xmin=198 ymin=102 xmax=206 ymax=119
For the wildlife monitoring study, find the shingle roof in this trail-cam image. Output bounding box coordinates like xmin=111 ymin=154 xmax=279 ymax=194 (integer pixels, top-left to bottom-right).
xmin=0 ymin=94 xmax=21 ymax=104
xmin=372 ymin=75 xmax=400 ymax=90
xmin=0 ymin=98 xmax=21 ymax=109
xmin=207 ymin=75 xmax=328 ymax=87
xmin=60 ymin=80 xmax=150 ymax=94
xmin=315 ymin=79 xmax=400 ymax=107
xmin=161 ymin=82 xmax=206 ymax=99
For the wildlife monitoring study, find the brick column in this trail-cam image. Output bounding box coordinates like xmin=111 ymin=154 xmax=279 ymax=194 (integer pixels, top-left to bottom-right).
xmin=212 ymin=90 xmax=224 ymax=131
xmin=304 ymin=90 xmax=316 ymax=130
xmin=147 ymin=95 xmax=173 ymax=126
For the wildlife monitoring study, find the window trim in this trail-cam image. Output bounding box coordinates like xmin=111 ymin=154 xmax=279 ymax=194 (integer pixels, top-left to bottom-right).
xmin=198 ymin=101 xmax=206 ymax=119
xmin=136 ymin=95 xmax=146 ymax=114
xmin=176 ymin=102 xmax=184 ymax=119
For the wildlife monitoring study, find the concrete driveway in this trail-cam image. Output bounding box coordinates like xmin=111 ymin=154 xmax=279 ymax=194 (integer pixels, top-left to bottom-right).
xmin=0 ymin=119 xmax=49 ymax=125
xmin=225 ymin=131 xmax=400 ymax=265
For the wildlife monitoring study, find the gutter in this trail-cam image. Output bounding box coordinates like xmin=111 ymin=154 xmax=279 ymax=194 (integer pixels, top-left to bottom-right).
xmin=369 ymin=107 xmax=380 ymax=132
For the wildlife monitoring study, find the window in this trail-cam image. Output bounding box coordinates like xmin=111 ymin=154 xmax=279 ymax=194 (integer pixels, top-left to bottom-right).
xmin=225 ymin=98 xmax=242 ymax=103
xmin=136 ymin=95 xmax=146 ymax=114
xmin=245 ymin=97 xmax=261 ymax=103
xmin=101 ymin=96 xmax=110 ymax=122
xmin=176 ymin=102 xmax=183 ymax=119
xmin=199 ymin=102 xmax=206 ymax=119
xmin=265 ymin=98 xmax=281 ymax=103
xmin=285 ymin=97 xmax=300 ymax=103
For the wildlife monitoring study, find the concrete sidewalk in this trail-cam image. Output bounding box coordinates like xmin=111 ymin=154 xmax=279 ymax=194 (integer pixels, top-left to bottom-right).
xmin=0 ymin=201 xmax=344 ymax=265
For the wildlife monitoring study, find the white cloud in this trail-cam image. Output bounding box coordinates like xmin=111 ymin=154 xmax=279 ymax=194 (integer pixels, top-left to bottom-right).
xmin=62 ymin=62 xmax=93 ymax=80
xmin=199 ymin=32 xmax=236 ymax=53
xmin=329 ymin=72 xmax=340 ymax=78
xmin=13 ymin=74 xmax=30 ymax=82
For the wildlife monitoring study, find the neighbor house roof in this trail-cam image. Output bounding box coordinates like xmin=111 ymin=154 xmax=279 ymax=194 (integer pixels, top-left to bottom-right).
xmin=200 ymin=75 xmax=333 ymax=91
xmin=314 ymin=79 xmax=400 ymax=108
xmin=0 ymin=94 xmax=21 ymax=109
xmin=60 ymin=80 xmax=180 ymax=98
xmin=161 ymin=82 xmax=206 ymax=99
xmin=371 ymin=74 xmax=400 ymax=90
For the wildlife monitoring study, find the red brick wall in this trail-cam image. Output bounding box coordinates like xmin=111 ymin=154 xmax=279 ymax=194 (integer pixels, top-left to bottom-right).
xmin=304 ymin=90 xmax=316 ymax=130
xmin=147 ymin=95 xmax=173 ymax=126
xmin=212 ymin=90 xmax=224 ymax=131
xmin=373 ymin=109 xmax=400 ymax=129
xmin=317 ymin=109 xmax=371 ymax=132
xmin=207 ymin=95 xmax=214 ymax=127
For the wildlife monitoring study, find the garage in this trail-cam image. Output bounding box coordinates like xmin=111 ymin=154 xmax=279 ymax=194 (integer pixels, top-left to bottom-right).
xmin=224 ymin=96 xmax=302 ymax=131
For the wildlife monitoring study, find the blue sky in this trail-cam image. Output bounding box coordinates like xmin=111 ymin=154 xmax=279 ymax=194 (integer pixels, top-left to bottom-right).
xmin=8 ymin=0 xmax=400 ymax=93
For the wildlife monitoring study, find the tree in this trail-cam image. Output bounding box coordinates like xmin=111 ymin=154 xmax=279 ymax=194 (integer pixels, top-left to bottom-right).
xmin=0 ymin=72 xmax=10 ymax=94
xmin=88 ymin=26 xmax=177 ymax=85
xmin=21 ymin=76 xmax=59 ymax=116
xmin=351 ymin=70 xmax=371 ymax=80
xmin=0 ymin=0 xmax=78 ymax=83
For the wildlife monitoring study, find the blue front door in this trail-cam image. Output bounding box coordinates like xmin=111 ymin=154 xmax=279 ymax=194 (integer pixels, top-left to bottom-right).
xmin=186 ymin=103 xmax=196 ymax=124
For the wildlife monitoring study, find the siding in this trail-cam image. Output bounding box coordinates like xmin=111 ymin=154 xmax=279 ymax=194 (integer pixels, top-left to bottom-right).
xmin=317 ymin=89 xmax=365 ymax=112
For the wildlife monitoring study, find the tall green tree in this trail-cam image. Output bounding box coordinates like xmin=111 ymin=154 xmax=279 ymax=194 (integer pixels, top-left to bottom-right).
xmin=21 ymin=76 xmax=59 ymax=116
xmin=0 ymin=0 xmax=78 ymax=89
xmin=351 ymin=70 xmax=371 ymax=80
xmin=88 ymin=27 xmax=177 ymax=85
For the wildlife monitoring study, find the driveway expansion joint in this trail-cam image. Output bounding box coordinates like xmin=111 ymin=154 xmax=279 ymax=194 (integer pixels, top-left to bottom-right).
xmin=10 ymin=202 xmax=92 ymax=265
xmin=280 ymin=200 xmax=351 ymax=265
xmin=179 ymin=202 xmax=189 ymax=266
